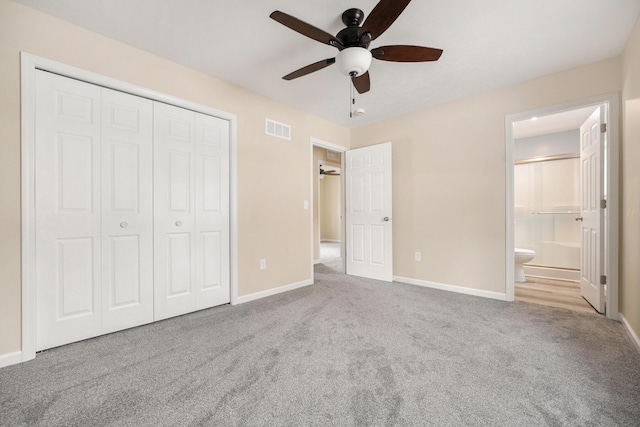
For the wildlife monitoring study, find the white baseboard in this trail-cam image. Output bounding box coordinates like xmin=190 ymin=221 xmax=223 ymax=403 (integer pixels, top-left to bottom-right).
xmin=0 ymin=351 xmax=23 ymax=369
xmin=236 ymin=279 xmax=313 ymax=304
xmin=620 ymin=313 xmax=640 ymax=355
xmin=394 ymin=276 xmax=509 ymax=302
xmin=320 ymin=239 xmax=340 ymax=243
xmin=523 ymin=265 xmax=580 ymax=281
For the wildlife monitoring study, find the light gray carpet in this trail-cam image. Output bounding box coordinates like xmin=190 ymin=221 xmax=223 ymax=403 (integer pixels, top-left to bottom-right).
xmin=1 ymin=263 xmax=640 ymax=426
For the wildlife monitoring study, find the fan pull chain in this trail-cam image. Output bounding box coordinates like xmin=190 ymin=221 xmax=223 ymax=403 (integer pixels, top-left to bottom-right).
xmin=349 ymin=73 xmax=356 ymax=118
xmin=349 ymin=77 xmax=353 ymax=118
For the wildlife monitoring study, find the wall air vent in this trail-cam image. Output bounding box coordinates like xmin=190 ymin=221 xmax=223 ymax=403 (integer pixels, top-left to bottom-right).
xmin=265 ymin=118 xmax=291 ymax=140
xmin=326 ymin=150 xmax=340 ymax=161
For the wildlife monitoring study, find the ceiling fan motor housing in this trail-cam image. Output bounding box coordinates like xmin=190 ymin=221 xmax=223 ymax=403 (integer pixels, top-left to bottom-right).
xmin=337 ymin=9 xmax=371 ymax=48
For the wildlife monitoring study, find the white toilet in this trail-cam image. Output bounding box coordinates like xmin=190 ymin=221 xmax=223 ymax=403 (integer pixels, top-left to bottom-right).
xmin=515 ymin=248 xmax=536 ymax=282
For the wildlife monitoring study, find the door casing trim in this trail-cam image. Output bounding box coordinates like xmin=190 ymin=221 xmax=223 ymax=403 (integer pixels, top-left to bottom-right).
xmin=309 ymin=138 xmax=347 ymax=279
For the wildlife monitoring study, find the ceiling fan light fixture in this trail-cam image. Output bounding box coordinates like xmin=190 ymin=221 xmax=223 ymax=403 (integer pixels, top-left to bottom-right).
xmin=335 ymin=47 xmax=372 ymax=77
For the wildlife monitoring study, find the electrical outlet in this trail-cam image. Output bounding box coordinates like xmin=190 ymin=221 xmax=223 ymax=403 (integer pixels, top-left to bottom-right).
xmin=415 ymin=252 xmax=421 ymax=262
xmin=260 ymin=259 xmax=267 ymax=270
xmin=304 ymin=200 xmax=309 ymax=210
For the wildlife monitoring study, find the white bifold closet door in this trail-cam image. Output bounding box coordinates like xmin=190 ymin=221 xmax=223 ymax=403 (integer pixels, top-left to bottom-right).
xmin=35 ymin=71 xmax=154 ymax=351
xmin=153 ymin=102 xmax=230 ymax=321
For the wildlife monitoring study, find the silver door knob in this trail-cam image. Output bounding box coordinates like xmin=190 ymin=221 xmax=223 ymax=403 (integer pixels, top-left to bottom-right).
xmin=383 ymin=217 xmax=390 ymax=222
xmin=120 ymin=222 xmax=128 ymax=228
xmin=175 ymin=220 xmax=182 ymax=226
xmin=575 ymin=216 xmax=583 ymax=222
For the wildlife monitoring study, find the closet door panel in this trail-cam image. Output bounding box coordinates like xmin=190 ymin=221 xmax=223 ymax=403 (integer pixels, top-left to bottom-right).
xmin=201 ymin=231 xmax=221 ymax=290
xmin=101 ymin=88 xmax=154 ymax=333
xmin=56 ymin=238 xmax=96 ymax=315
xmin=35 ymin=71 xmax=103 ymax=351
xmin=169 ymin=151 xmax=193 ymax=212
xmin=154 ymin=102 xmax=197 ymax=320
xmin=195 ymin=113 xmax=230 ymax=308
xmin=108 ymin=235 xmax=141 ymax=305
xmin=167 ymin=232 xmax=192 ymax=295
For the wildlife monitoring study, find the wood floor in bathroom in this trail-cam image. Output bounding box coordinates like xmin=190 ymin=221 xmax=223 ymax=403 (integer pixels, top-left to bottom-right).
xmin=515 ymin=276 xmax=599 ymax=314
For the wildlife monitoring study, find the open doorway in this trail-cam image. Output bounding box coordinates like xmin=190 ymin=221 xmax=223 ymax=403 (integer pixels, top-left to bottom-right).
xmin=310 ymin=138 xmax=346 ymax=276
xmin=318 ymin=160 xmax=341 ymax=264
xmin=505 ymin=94 xmax=619 ymax=319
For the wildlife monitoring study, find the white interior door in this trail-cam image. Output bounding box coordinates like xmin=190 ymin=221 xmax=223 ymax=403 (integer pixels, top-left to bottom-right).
xmin=100 ymin=87 xmax=154 ymax=333
xmin=345 ymin=142 xmax=393 ymax=281
xmin=35 ymin=71 xmax=103 ymax=350
xmin=579 ymin=106 xmax=606 ymax=313
xmin=154 ymin=102 xmax=230 ymax=320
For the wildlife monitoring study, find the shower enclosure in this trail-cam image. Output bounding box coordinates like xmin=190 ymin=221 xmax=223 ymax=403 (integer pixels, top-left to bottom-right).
xmin=514 ymin=155 xmax=581 ymax=272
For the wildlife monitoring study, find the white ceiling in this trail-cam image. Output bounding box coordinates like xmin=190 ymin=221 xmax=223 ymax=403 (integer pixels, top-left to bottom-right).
xmin=14 ymin=0 xmax=640 ymax=128
xmin=513 ymin=106 xmax=598 ymax=139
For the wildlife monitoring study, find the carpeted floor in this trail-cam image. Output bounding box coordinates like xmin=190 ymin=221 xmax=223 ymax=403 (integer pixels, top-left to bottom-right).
xmin=1 ymin=263 xmax=639 ymax=426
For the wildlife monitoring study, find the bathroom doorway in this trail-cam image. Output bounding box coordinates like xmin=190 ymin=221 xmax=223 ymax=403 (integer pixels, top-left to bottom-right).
xmin=505 ymin=94 xmax=619 ymax=318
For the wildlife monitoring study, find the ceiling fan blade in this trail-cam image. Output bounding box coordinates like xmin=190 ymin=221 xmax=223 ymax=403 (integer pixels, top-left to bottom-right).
xmin=352 ymin=72 xmax=370 ymax=94
xmin=360 ymin=0 xmax=412 ymax=41
xmin=372 ymin=45 xmax=443 ymax=62
xmin=283 ymin=58 xmax=336 ymax=80
xmin=270 ymin=11 xmax=343 ymax=49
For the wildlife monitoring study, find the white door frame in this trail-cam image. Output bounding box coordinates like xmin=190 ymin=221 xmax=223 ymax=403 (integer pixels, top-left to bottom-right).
xmin=310 ymin=137 xmax=346 ymax=277
xmin=20 ymin=52 xmax=239 ymax=363
xmin=505 ymin=93 xmax=619 ymax=320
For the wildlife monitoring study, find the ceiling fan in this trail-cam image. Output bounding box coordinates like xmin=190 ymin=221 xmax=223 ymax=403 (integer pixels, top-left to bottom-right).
xmin=270 ymin=0 xmax=443 ymax=94
xmin=320 ymin=167 xmax=340 ymax=176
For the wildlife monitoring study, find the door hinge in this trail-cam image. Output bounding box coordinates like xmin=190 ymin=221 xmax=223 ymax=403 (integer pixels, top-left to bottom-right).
xmin=600 ymin=275 xmax=607 ymax=285
xmin=601 ymin=199 xmax=607 ymax=209
xmin=600 ymin=123 xmax=607 ymax=133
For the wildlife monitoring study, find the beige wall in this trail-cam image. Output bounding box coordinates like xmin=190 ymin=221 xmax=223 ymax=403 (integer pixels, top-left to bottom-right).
xmin=320 ymin=175 xmax=341 ymax=242
xmin=351 ymin=58 xmax=621 ymax=293
xmin=0 ymin=0 xmax=349 ymax=356
xmin=621 ymin=14 xmax=640 ymax=338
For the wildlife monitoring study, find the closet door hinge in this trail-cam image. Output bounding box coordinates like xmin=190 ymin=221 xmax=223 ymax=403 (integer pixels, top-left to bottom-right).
xmin=601 ymin=199 xmax=607 ymax=209
xmin=600 ymin=275 xmax=607 ymax=285
xmin=601 ymin=123 xmax=607 ymax=133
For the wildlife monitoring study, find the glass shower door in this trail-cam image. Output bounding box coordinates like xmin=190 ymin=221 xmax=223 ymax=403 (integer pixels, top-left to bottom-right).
xmin=514 ymin=157 xmax=580 ymax=270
